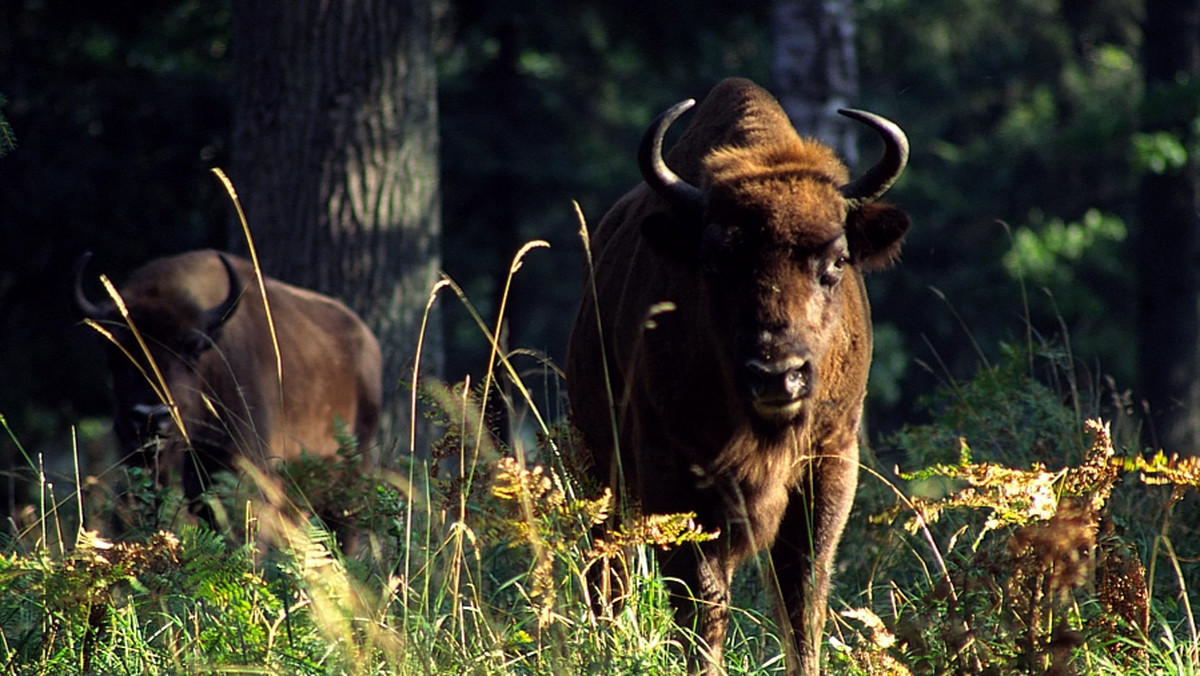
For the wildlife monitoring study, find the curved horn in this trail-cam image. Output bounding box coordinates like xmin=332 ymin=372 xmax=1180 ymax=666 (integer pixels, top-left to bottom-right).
xmin=638 ymin=99 xmax=705 ymax=215
xmin=837 ymin=108 xmax=910 ymax=207
xmin=72 ymin=252 xmax=106 ymax=320
xmin=202 ymin=253 xmax=243 ymax=333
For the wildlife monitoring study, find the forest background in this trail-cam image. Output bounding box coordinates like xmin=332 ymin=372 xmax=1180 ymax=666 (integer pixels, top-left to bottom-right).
xmin=0 ymin=0 xmax=1196 ymax=507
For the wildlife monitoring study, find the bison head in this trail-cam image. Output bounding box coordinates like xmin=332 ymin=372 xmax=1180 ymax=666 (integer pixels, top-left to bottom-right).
xmin=639 ymin=99 xmax=910 ymax=425
xmin=73 ymin=252 xmax=242 ymax=455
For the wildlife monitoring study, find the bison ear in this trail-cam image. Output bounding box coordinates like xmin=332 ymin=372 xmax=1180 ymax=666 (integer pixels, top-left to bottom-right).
xmin=640 ymin=211 xmax=701 ymax=262
xmin=847 ymin=203 xmax=910 ymax=271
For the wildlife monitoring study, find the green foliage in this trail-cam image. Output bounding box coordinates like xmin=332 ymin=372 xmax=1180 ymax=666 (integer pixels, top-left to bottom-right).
xmin=1004 ymin=209 xmax=1127 ymax=283
xmin=856 ymin=413 xmax=1200 ymax=675
xmin=0 ymin=526 xmax=287 ymax=674
xmin=888 ymin=342 xmax=1086 ymax=471
xmin=5 ymin=310 xmax=1200 ymax=675
xmin=1132 ymin=131 xmax=1190 ymax=175
xmin=7 ymin=1 xmax=1200 ymax=672
xmin=838 ymin=335 xmax=1200 ymax=675
xmin=272 ymin=417 xmax=379 ymax=534
xmin=0 ymin=94 xmax=14 ymax=158
xmin=1119 ymin=451 xmax=1200 ymax=494
xmin=856 ymin=0 xmax=1144 ymax=413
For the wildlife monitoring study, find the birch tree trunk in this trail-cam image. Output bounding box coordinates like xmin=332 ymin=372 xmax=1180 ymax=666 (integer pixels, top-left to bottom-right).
xmin=230 ymin=0 xmax=442 ymax=445
xmin=770 ymin=0 xmax=859 ymax=166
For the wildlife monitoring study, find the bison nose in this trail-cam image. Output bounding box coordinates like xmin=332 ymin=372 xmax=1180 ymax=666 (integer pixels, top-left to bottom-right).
xmin=744 ymin=355 xmax=814 ymax=406
xmin=131 ymin=403 xmax=172 ymax=436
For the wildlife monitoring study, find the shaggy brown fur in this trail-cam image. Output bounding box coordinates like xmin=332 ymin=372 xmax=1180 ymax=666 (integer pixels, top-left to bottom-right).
xmin=566 ymin=78 xmax=910 ymax=675
xmin=76 ymin=250 xmax=382 ymax=526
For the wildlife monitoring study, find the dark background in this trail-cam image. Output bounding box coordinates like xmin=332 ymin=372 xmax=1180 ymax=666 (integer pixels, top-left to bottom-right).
xmin=0 ymin=1 xmax=1182 ymax=501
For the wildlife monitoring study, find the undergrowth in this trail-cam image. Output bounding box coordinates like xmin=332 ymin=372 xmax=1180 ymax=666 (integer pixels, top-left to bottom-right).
xmin=836 ymin=343 xmax=1200 ymax=675
xmin=2 ymin=232 xmax=1200 ymax=674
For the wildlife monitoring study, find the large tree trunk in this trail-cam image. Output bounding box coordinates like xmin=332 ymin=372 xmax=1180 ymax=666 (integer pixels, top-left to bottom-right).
xmin=1137 ymin=0 xmax=1200 ymax=454
xmin=770 ymin=0 xmax=859 ymax=166
xmin=230 ymin=0 xmax=442 ymax=446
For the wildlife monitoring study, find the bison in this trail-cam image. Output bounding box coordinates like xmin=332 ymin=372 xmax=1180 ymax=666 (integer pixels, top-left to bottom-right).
xmin=566 ymin=78 xmax=910 ymax=674
xmin=74 ymin=249 xmax=383 ymax=530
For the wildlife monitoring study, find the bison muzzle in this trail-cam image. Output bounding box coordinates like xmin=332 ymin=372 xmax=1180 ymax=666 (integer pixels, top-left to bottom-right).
xmin=566 ymin=78 xmax=910 ymax=675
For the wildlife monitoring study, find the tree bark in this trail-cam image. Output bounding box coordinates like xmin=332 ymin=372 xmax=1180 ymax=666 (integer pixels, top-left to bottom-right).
xmin=770 ymin=0 xmax=859 ymax=166
xmin=1137 ymin=0 xmax=1200 ymax=454
xmin=230 ymin=0 xmax=442 ymax=443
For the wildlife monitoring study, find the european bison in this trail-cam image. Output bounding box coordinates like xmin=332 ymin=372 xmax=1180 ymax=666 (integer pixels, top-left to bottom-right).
xmin=74 ymin=249 xmax=383 ymax=528
xmin=566 ymin=78 xmax=910 ymax=674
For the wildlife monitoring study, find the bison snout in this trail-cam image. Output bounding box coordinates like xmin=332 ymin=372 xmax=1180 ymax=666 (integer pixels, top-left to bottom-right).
xmin=744 ymin=355 xmax=814 ymax=419
xmin=129 ymin=403 xmax=173 ymax=437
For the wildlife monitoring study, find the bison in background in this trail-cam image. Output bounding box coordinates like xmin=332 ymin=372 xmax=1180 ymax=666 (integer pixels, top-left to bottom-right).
xmin=74 ymin=249 xmax=383 ymax=534
xmin=566 ymin=78 xmax=910 ymax=675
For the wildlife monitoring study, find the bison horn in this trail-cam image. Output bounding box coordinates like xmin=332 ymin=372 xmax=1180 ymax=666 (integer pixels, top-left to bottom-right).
xmin=639 ymin=99 xmax=705 ymax=216
xmin=837 ymin=109 xmax=909 ymax=207
xmin=72 ymin=251 xmax=106 ymax=320
xmin=202 ymin=253 xmax=243 ymax=333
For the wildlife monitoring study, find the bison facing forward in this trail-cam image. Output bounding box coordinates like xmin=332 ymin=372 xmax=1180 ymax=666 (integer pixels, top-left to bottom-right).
xmin=566 ymin=78 xmax=910 ymax=674
xmin=74 ymin=249 xmax=383 ymax=528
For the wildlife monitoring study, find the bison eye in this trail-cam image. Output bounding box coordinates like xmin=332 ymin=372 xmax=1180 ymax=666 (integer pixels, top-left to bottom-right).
xmin=819 ymin=256 xmax=848 ymax=287
xmin=703 ymin=222 xmax=742 ymax=251
xmin=702 ymin=223 xmax=748 ymax=274
xmin=180 ymin=333 xmax=211 ymax=362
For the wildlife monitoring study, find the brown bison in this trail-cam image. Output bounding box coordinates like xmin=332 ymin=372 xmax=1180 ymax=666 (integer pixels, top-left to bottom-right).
xmin=74 ymin=249 xmax=383 ymax=526
xmin=566 ymin=78 xmax=909 ymax=674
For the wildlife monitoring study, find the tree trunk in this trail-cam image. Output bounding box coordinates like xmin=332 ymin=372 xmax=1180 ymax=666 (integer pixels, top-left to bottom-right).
xmin=230 ymin=0 xmax=442 ymax=445
xmin=1137 ymin=0 xmax=1200 ymax=454
xmin=770 ymin=0 xmax=859 ymax=166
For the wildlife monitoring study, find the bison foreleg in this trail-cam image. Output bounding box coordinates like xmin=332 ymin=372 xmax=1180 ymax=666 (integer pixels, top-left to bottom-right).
xmin=659 ymin=542 xmax=736 ymax=675
xmin=770 ymin=454 xmax=857 ymax=675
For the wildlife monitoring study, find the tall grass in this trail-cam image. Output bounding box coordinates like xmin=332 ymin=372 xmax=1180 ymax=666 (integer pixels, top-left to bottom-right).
xmin=833 ymin=327 xmax=1200 ymax=675
xmin=3 ymin=219 xmax=1200 ymax=674
xmin=1 ymin=227 xmax=733 ymax=674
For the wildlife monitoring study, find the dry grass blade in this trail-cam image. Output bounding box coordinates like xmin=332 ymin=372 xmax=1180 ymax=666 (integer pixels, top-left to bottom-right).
xmin=84 ymin=282 xmax=189 ymax=448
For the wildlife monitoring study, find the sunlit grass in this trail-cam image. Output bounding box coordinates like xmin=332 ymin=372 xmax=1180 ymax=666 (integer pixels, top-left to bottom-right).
xmin=3 ymin=223 xmax=1200 ymax=674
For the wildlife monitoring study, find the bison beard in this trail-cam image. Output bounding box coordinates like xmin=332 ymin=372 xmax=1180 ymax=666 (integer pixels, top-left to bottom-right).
xmin=566 ymin=78 xmax=910 ymax=675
